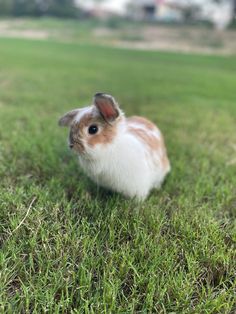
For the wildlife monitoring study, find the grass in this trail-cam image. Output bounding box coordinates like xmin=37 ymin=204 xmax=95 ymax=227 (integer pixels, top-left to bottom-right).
xmin=0 ymin=25 xmax=236 ymax=313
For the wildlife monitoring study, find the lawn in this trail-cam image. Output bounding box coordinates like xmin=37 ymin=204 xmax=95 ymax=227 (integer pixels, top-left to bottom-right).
xmin=0 ymin=32 xmax=236 ymax=313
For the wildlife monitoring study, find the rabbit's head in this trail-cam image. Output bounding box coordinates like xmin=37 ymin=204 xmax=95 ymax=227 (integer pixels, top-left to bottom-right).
xmin=58 ymin=93 xmax=123 ymax=157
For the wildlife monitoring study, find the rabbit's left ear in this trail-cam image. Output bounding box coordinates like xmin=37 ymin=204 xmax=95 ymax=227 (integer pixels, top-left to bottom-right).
xmin=94 ymin=93 xmax=120 ymax=123
xmin=58 ymin=109 xmax=80 ymax=127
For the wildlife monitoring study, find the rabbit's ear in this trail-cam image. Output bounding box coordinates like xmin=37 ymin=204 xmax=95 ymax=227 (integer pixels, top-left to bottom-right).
xmin=94 ymin=93 xmax=120 ymax=123
xmin=58 ymin=109 xmax=80 ymax=127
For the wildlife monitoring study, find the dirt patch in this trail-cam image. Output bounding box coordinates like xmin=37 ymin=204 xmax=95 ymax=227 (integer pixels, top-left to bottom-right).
xmin=0 ymin=29 xmax=49 ymax=39
xmin=0 ymin=20 xmax=49 ymax=40
xmin=94 ymin=25 xmax=236 ymax=55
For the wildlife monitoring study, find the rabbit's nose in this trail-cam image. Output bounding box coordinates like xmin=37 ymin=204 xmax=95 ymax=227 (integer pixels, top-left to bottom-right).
xmin=69 ymin=144 xmax=74 ymax=149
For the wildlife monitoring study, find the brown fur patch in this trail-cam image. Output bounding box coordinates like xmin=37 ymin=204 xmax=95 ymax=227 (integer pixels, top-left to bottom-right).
xmin=162 ymin=152 xmax=170 ymax=171
xmin=127 ymin=116 xmax=157 ymax=130
xmin=87 ymin=123 xmax=116 ymax=147
xmin=128 ymin=127 xmax=160 ymax=151
xmin=127 ymin=116 xmax=170 ymax=171
xmin=78 ymin=113 xmax=94 ymax=130
xmin=70 ymin=111 xmax=117 ymax=152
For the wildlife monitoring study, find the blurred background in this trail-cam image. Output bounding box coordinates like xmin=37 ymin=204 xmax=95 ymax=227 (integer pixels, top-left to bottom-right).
xmin=0 ymin=0 xmax=236 ymax=54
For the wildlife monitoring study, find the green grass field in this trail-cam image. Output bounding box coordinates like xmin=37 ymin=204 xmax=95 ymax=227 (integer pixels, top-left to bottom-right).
xmin=0 ymin=30 xmax=236 ymax=313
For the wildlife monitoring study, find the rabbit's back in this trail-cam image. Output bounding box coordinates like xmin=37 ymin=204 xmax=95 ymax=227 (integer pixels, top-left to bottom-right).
xmin=126 ymin=116 xmax=170 ymax=177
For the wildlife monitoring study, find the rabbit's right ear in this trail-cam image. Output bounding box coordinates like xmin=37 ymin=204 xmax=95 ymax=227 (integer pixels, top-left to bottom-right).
xmin=58 ymin=109 xmax=80 ymax=127
xmin=94 ymin=93 xmax=120 ymax=123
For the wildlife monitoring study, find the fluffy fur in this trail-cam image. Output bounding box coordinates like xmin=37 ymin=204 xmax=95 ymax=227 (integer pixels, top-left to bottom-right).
xmin=59 ymin=93 xmax=170 ymax=200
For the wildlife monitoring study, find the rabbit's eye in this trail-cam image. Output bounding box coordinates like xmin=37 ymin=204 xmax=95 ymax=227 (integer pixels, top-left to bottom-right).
xmin=88 ymin=125 xmax=98 ymax=135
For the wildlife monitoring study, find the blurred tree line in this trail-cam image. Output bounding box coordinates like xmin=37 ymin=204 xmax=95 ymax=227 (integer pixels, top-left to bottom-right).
xmin=0 ymin=0 xmax=79 ymax=18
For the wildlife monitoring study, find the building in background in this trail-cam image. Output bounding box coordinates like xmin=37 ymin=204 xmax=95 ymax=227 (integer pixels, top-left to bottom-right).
xmin=127 ymin=0 xmax=235 ymax=27
xmin=76 ymin=0 xmax=236 ymax=29
xmin=126 ymin=0 xmax=186 ymax=22
xmin=200 ymin=0 xmax=235 ymax=29
xmin=75 ymin=0 xmax=128 ymax=18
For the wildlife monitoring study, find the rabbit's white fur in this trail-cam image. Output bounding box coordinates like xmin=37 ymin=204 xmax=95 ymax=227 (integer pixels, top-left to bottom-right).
xmin=59 ymin=94 xmax=170 ymax=200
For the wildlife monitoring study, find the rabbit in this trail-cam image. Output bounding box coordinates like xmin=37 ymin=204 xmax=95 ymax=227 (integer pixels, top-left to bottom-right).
xmin=58 ymin=93 xmax=170 ymax=200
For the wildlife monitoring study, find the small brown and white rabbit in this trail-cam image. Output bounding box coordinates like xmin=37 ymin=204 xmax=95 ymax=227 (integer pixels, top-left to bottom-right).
xmin=59 ymin=93 xmax=170 ymax=200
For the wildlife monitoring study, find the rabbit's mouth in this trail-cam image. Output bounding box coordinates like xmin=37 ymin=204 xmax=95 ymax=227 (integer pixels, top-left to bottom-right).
xmin=69 ymin=140 xmax=85 ymax=154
